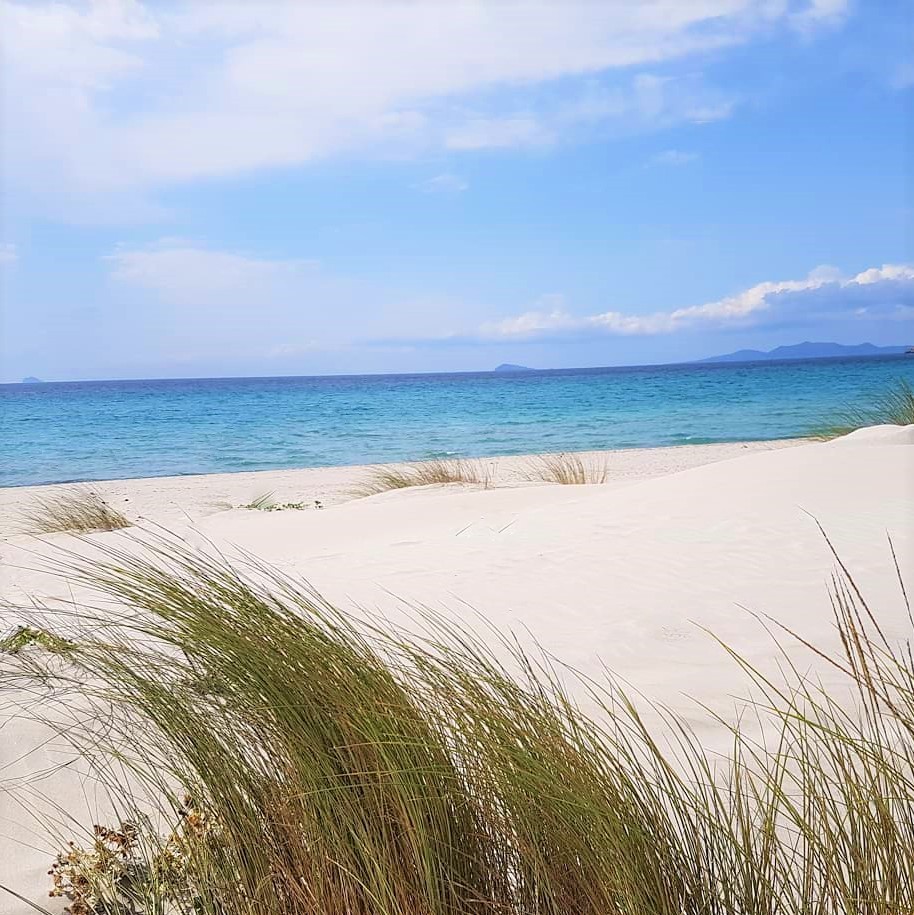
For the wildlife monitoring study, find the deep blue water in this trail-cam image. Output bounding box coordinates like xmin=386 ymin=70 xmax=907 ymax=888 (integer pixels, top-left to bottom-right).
xmin=2 ymin=355 xmax=913 ymax=487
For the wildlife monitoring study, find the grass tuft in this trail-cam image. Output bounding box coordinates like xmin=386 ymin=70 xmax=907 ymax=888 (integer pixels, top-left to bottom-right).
xmin=355 ymin=458 xmax=493 ymax=496
xmin=815 ymin=377 xmax=914 ymax=439
xmin=525 ymin=452 xmax=609 ymax=484
xmin=19 ymin=485 xmax=131 ymax=534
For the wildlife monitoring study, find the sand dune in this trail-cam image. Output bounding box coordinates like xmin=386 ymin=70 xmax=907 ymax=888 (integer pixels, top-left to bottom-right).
xmin=0 ymin=430 xmax=911 ymax=910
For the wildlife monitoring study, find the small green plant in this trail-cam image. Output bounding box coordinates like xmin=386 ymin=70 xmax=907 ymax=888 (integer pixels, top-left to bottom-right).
xmin=815 ymin=377 xmax=914 ymax=439
xmin=20 ymin=486 xmax=131 ymax=535
xmin=525 ymin=452 xmax=609 ymax=484
xmin=242 ymin=492 xmax=276 ymax=510
xmin=239 ymin=492 xmax=308 ymax=511
xmin=355 ymin=458 xmax=493 ymax=496
xmin=49 ymin=801 xmax=214 ymax=915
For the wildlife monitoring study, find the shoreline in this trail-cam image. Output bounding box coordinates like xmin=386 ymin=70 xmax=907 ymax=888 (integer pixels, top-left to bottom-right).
xmin=0 ymin=434 xmax=811 ymax=491
xmin=0 ymin=438 xmax=808 ymax=539
xmin=7 ymin=355 xmax=913 ymax=491
xmin=0 ymin=435 xmax=811 ymax=492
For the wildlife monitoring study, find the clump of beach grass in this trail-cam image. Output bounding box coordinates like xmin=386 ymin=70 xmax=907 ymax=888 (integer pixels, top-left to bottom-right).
xmin=526 ymin=451 xmax=610 ymax=484
xmin=355 ymin=458 xmax=493 ymax=496
xmin=4 ymin=532 xmax=914 ymax=914
xmin=815 ymin=377 xmax=914 ymax=439
xmin=19 ymin=485 xmax=131 ymax=534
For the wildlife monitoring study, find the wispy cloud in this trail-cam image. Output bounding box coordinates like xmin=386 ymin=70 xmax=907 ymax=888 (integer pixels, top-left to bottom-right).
xmin=414 ymin=173 xmax=469 ymax=194
xmin=100 ymin=238 xmax=484 ymax=348
xmin=0 ymin=243 xmax=18 ymax=266
xmin=445 ymin=116 xmax=548 ymax=151
xmin=648 ymin=149 xmax=699 ymax=166
xmin=444 ymin=74 xmax=736 ymax=153
xmin=103 ymin=239 xmax=318 ymax=305
xmin=891 ymin=60 xmax=914 ymax=90
xmin=790 ymin=0 xmax=850 ymax=33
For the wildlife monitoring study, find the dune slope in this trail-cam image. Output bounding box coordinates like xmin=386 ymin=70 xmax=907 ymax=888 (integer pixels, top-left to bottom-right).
xmin=0 ymin=429 xmax=911 ymax=910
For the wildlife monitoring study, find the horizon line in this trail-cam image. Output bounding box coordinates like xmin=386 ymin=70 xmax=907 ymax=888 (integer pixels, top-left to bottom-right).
xmin=6 ymin=344 xmax=911 ymax=387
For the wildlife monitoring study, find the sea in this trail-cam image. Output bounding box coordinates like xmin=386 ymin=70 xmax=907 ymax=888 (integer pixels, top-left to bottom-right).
xmin=2 ymin=354 xmax=913 ymax=488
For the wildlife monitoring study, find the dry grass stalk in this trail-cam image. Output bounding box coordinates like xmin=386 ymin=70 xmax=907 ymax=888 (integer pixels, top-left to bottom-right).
xmin=355 ymin=458 xmax=493 ymax=496
xmin=526 ymin=452 xmax=610 ymax=485
xmin=19 ymin=485 xmax=131 ymax=534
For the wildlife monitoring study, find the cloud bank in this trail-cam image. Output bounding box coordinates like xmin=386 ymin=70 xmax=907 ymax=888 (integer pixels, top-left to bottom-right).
xmin=102 ymin=244 xmax=913 ymax=354
xmin=2 ymin=0 xmax=851 ymax=217
xmin=472 ymin=264 xmax=914 ymax=343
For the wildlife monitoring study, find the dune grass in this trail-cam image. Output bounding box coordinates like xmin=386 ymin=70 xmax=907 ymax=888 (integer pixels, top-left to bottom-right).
xmin=815 ymin=377 xmax=914 ymax=439
xmin=355 ymin=458 xmax=493 ymax=496
xmin=19 ymin=485 xmax=131 ymax=534
xmin=3 ymin=534 xmax=914 ymax=914
xmin=526 ymin=451 xmax=610 ymax=484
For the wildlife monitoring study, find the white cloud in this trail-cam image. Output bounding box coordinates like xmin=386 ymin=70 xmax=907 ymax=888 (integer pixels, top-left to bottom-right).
xmin=891 ymin=60 xmax=914 ymax=90
xmin=0 ymin=243 xmax=18 ymax=266
xmin=649 ymin=149 xmax=699 ymax=166
xmin=478 ymin=264 xmax=914 ymax=340
xmin=805 ymin=264 xmax=843 ymax=282
xmin=443 ymin=74 xmax=737 ymax=153
xmin=103 ymin=240 xmax=318 ymax=305
xmin=1 ymin=0 xmax=848 ymax=215
xmin=790 ymin=0 xmax=850 ymax=32
xmin=852 ymin=263 xmax=914 ymax=285
xmin=98 ymin=238 xmax=482 ymax=358
xmin=102 ymin=248 xmax=914 ymax=349
xmin=414 ymin=173 xmax=470 ymax=194
xmin=480 ymin=295 xmax=576 ymax=337
xmin=445 ymin=116 xmax=549 ymax=151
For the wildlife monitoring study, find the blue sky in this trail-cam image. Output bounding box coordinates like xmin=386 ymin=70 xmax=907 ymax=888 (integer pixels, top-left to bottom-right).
xmin=1 ymin=0 xmax=912 ymax=382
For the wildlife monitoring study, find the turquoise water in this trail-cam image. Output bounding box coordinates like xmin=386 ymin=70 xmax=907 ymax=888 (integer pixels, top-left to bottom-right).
xmin=2 ymin=355 xmax=913 ymax=487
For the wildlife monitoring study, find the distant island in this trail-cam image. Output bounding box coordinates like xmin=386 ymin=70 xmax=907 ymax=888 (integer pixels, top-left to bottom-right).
xmin=493 ymin=363 xmax=534 ymax=372
xmin=699 ymin=342 xmax=910 ymax=364
xmin=20 ymin=376 xmax=44 ymax=384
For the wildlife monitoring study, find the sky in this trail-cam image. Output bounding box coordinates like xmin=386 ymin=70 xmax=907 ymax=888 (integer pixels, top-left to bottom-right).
xmin=0 ymin=0 xmax=912 ymax=382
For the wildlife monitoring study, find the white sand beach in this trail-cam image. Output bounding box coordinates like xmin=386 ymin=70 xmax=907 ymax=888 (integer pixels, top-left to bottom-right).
xmin=1 ymin=430 xmax=912 ymax=910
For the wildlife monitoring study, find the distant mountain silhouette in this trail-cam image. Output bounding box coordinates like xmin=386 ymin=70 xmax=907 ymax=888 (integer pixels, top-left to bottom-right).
xmin=20 ymin=376 xmax=44 ymax=383
xmin=699 ymin=342 xmax=909 ymax=364
xmin=493 ymin=363 xmax=534 ymax=372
